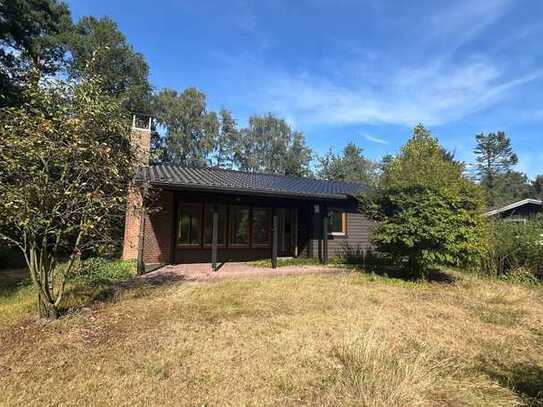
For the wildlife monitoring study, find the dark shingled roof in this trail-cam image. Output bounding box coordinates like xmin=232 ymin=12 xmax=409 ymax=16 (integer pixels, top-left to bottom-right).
xmin=143 ymin=165 xmax=367 ymax=200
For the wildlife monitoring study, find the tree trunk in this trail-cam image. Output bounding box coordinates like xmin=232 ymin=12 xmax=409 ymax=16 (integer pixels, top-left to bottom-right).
xmin=24 ymin=245 xmax=71 ymax=320
xmin=37 ymin=292 xmax=59 ymax=319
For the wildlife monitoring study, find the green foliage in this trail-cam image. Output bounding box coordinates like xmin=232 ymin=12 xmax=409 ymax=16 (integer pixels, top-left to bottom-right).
xmin=152 ymin=87 xmax=219 ymax=166
xmin=0 ymin=0 xmax=73 ymax=106
xmin=0 ymin=76 xmax=135 ymax=318
xmin=284 ymin=131 xmax=313 ymax=177
xmin=480 ymin=216 xmax=543 ymax=279
xmin=318 ymin=143 xmax=377 ymax=184
xmin=152 ymin=92 xmax=314 ymax=175
xmin=474 ymin=131 xmax=518 ymax=180
xmin=533 ymin=175 xmax=543 ymax=200
xmin=65 ymin=16 xmax=152 ymax=114
xmin=381 ymin=125 xmax=467 ymax=192
xmin=232 ymin=114 xmax=313 ymax=176
xmin=332 ymin=244 xmax=367 ymax=266
xmin=473 ymin=132 xmax=527 ymax=208
xmin=490 ymin=171 xmax=535 ymax=208
xmin=360 ymin=125 xmax=487 ymax=277
xmin=214 ymin=108 xmax=238 ymax=168
xmin=0 ymin=3 xmax=151 ymax=114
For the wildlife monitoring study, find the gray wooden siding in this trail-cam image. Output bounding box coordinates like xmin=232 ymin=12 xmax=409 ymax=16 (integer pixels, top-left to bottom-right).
xmin=309 ymin=200 xmax=375 ymax=260
xmin=327 ymin=211 xmax=375 ymax=258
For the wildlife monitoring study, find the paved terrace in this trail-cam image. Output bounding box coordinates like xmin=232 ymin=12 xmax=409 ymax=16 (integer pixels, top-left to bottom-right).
xmin=140 ymin=262 xmax=344 ymax=283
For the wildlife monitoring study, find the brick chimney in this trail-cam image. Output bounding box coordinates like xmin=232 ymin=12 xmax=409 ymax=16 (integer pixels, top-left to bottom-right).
xmin=130 ymin=115 xmax=152 ymax=164
xmin=122 ymin=115 xmax=152 ymax=261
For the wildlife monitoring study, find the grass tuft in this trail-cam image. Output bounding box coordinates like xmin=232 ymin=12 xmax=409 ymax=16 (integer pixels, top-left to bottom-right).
xmin=326 ymin=328 xmax=445 ymax=406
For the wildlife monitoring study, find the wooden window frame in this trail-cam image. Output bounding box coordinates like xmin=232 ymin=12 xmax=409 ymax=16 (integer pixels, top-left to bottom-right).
xmin=176 ymin=202 xmax=203 ymax=248
xmin=328 ymin=209 xmax=347 ymax=237
xmin=203 ymin=204 xmax=228 ymax=248
xmin=251 ymin=207 xmax=272 ymax=248
xmin=228 ymin=205 xmax=251 ymax=247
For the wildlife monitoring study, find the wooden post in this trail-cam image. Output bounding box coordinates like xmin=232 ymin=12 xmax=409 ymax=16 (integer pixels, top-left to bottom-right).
xmin=322 ymin=211 xmax=328 ymax=264
xmin=136 ymin=170 xmax=149 ymax=275
xmin=293 ymin=209 xmax=298 ymax=258
xmin=212 ymin=210 xmax=218 ymax=271
xmin=272 ymin=213 xmax=278 ymax=269
xmin=169 ymin=192 xmax=177 ymax=264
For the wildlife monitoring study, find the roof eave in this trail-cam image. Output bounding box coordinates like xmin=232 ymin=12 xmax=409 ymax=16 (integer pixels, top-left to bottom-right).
xmin=148 ymin=180 xmax=356 ymax=201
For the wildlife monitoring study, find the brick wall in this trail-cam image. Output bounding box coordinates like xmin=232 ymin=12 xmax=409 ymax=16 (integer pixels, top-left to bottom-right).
xmin=121 ymin=184 xmax=142 ymax=260
xmin=142 ymin=190 xmax=174 ymax=264
xmin=121 ymin=121 xmax=152 ymax=261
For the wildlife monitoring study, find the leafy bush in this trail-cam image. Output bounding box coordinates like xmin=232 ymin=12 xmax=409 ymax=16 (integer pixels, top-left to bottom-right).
xmin=359 ymin=125 xmax=487 ymax=278
xmin=366 ymin=185 xmax=487 ymax=277
xmin=334 ymin=243 xmax=366 ymax=265
xmin=480 ymin=216 xmax=543 ymax=279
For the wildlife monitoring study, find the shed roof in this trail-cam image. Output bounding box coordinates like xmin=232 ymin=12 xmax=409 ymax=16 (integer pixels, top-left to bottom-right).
xmin=142 ymin=165 xmax=367 ymax=200
xmin=485 ymin=198 xmax=543 ymax=217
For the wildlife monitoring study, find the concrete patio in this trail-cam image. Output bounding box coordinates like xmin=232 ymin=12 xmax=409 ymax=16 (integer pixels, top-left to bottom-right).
xmin=140 ymin=262 xmax=344 ymax=283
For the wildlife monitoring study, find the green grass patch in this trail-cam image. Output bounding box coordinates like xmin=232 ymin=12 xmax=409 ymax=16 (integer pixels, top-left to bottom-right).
xmin=0 ymin=258 xmax=135 ymax=326
xmin=0 ymin=268 xmax=35 ymax=327
xmin=247 ymin=257 xmax=323 ymax=268
xmin=72 ymin=257 xmax=135 ymax=286
xmin=470 ymin=304 xmax=526 ymax=327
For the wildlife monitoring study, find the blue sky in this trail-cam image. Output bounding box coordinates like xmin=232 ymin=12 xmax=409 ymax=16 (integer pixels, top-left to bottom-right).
xmin=67 ymin=0 xmax=543 ymax=177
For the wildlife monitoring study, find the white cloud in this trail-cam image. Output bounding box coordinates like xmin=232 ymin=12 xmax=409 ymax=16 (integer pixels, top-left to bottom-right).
xmin=261 ymin=61 xmax=543 ymax=127
xmin=210 ymin=0 xmax=542 ymax=129
xmin=363 ymin=134 xmax=388 ymax=145
xmin=429 ymin=0 xmax=510 ymax=47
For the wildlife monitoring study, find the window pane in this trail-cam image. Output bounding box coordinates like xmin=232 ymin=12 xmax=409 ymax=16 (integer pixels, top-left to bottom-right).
xmin=204 ymin=205 xmax=226 ymax=245
xmin=178 ymin=204 xmax=202 ymax=245
xmin=229 ymin=207 xmax=250 ymax=245
xmin=328 ymin=209 xmax=344 ymax=234
xmin=252 ymin=208 xmax=270 ymax=246
xmin=178 ymin=211 xmax=191 ymax=244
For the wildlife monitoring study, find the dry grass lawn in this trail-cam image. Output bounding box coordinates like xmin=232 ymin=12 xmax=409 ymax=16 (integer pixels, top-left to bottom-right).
xmin=1 ymin=268 xmax=543 ymax=406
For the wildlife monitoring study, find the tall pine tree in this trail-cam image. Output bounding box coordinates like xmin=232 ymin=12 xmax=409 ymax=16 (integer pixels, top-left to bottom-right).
xmin=474 ymin=131 xmax=519 ymax=207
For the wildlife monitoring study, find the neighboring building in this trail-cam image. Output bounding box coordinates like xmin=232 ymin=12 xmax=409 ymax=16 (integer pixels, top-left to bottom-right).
xmin=485 ymin=198 xmax=543 ymax=221
xmin=122 ymin=120 xmax=374 ymax=270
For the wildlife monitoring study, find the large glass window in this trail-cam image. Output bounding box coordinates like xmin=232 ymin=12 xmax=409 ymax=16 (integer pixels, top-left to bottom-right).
xmin=328 ymin=209 xmax=346 ymax=235
xmin=251 ymin=208 xmax=271 ymax=246
xmin=177 ymin=204 xmax=202 ymax=246
xmin=204 ymin=205 xmax=227 ymax=246
xmin=229 ymin=206 xmax=250 ymax=246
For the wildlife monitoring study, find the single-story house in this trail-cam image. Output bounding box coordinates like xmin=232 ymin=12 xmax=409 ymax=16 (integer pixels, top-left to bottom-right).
xmin=485 ymin=198 xmax=543 ymax=221
xmin=122 ymin=120 xmax=374 ymax=270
